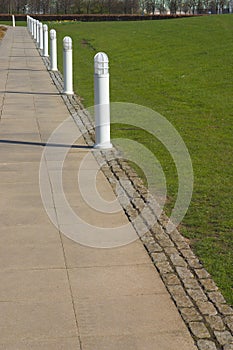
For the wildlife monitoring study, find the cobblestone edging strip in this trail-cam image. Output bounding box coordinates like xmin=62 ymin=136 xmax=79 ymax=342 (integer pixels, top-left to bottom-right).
xmin=41 ymin=55 xmax=233 ymax=350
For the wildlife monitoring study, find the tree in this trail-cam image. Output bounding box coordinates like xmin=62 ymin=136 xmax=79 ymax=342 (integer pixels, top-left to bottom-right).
xmin=167 ymin=0 xmax=179 ymax=13
xmin=138 ymin=0 xmax=147 ymax=13
xmin=156 ymin=0 xmax=167 ymax=13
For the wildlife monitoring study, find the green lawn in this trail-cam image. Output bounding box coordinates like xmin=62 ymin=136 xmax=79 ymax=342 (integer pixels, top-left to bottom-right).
xmin=4 ymin=16 xmax=232 ymax=304
xmin=0 ymin=21 xmax=26 ymax=26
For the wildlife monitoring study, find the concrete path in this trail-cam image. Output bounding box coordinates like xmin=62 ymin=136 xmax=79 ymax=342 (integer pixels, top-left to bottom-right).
xmin=0 ymin=26 xmax=197 ymax=350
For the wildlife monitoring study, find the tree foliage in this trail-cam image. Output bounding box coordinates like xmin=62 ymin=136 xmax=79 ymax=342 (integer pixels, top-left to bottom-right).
xmin=0 ymin=0 xmax=231 ymax=14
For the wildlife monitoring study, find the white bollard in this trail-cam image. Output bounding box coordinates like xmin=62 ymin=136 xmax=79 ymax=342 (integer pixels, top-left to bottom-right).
xmin=12 ymin=15 xmax=15 ymax=28
xmin=43 ymin=24 xmax=49 ymax=57
xmin=39 ymin=22 xmax=43 ymax=50
xmin=28 ymin=16 xmax=31 ymax=34
xmin=94 ymin=52 xmax=112 ymax=149
xmin=33 ymin=19 xmax=37 ymax=41
xmin=36 ymin=20 xmax=40 ymax=46
xmin=28 ymin=16 xmax=31 ymax=33
xmin=35 ymin=19 xmax=37 ymax=41
xmin=50 ymin=29 xmax=58 ymax=71
xmin=31 ymin=18 xmax=34 ymax=37
xmin=63 ymin=36 xmax=74 ymax=95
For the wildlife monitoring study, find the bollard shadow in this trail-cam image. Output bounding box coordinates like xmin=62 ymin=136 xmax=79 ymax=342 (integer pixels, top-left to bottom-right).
xmin=10 ymin=55 xmax=39 ymax=58
xmin=12 ymin=47 xmax=36 ymax=49
xmin=8 ymin=68 xmax=47 ymax=72
xmin=13 ymin=43 xmax=34 ymax=45
xmin=0 ymin=139 xmax=92 ymax=149
xmin=1 ymin=90 xmax=61 ymax=96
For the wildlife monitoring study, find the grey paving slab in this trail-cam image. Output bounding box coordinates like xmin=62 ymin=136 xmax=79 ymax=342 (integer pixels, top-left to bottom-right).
xmin=0 ymin=180 xmax=40 ymax=193
xmin=0 ymin=194 xmax=46 ymax=211
xmin=0 ymin=132 xmax=42 ymax=142
xmin=3 ymin=94 xmax=34 ymax=102
xmin=0 ymin=301 xmax=78 ymax=342
xmin=62 ymin=236 xmax=157 ymax=268
xmin=2 ymin=102 xmax=35 ymax=109
xmin=68 ymin=264 xmax=167 ymax=298
xmin=81 ymin=334 xmax=196 ymax=350
xmin=0 ymin=150 xmax=42 ymax=163
xmin=56 ymin=206 xmax=129 ymax=226
xmin=46 ymin=150 xmax=102 ymax=170
xmin=0 ymin=338 xmax=81 ymax=350
xmin=0 ymin=192 xmax=47 ymax=209
xmin=0 ymin=159 xmax=40 ymax=170
xmin=3 ymin=100 xmax=35 ymax=110
xmin=56 ymin=192 xmax=120 ymax=214
xmin=0 ymin=26 xmax=198 ymax=349
xmin=0 ymin=119 xmax=38 ymax=133
xmin=75 ymin=294 xmax=196 ymax=339
xmin=0 ymin=268 xmax=71 ymax=302
xmin=0 ymin=225 xmax=65 ymax=270
xmin=0 ymin=206 xmax=56 ymax=227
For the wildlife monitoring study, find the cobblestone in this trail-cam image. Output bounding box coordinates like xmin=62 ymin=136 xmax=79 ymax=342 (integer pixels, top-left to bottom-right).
xmin=225 ymin=316 xmax=233 ymax=333
xmin=189 ymin=321 xmax=211 ymax=339
xmin=180 ymin=307 xmax=203 ymax=322
xmin=208 ymin=291 xmax=226 ymax=305
xmin=125 ymin=205 xmax=138 ymax=219
xmin=46 ymin=59 xmax=233 ymax=350
xmin=156 ymin=238 xmax=174 ymax=248
xmin=167 ymin=285 xmax=193 ymax=308
xmin=197 ymin=340 xmax=218 ymax=350
xmin=169 ymin=229 xmax=186 ymax=242
xmin=180 ymin=248 xmax=197 ymax=260
xmin=216 ymin=304 xmax=233 ymax=316
xmin=200 ymin=279 xmax=219 ymax=292
xmin=214 ymin=331 xmax=233 ymax=346
xmin=152 ymin=224 xmax=166 ymax=236
xmin=187 ymin=258 xmax=203 ymax=269
xmin=162 ymin=273 xmax=180 ymax=286
xmin=196 ymin=301 xmax=218 ymax=316
xmin=187 ymin=288 xmax=208 ymax=302
xmin=144 ymin=241 xmax=163 ymax=253
xmin=175 ymin=240 xmax=190 ymax=250
xmin=163 ymin=246 xmax=178 ymax=255
xmin=142 ymin=208 xmax=157 ymax=228
xmin=205 ymin=315 xmax=225 ymax=331
xmin=150 ymin=252 xmax=167 ymax=263
xmin=154 ymin=260 xmax=174 ymax=274
xmin=175 ymin=266 xmax=194 ymax=280
xmin=224 ymin=344 xmax=233 ymax=350
xmin=118 ymin=194 xmax=130 ymax=208
xmin=195 ymin=268 xmax=211 ymax=279
xmin=131 ymin=197 xmax=145 ymax=210
xmin=131 ymin=217 xmax=147 ymax=235
xmin=183 ymin=278 xmax=200 ymax=290
xmin=140 ymin=231 xmax=154 ymax=243
xmin=170 ymin=254 xmax=187 ymax=267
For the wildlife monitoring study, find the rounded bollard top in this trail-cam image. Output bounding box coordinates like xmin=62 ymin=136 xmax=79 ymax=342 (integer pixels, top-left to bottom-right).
xmin=94 ymin=52 xmax=109 ymax=75
xmin=63 ymin=36 xmax=72 ymax=50
xmin=39 ymin=22 xmax=42 ymax=28
xmin=50 ymin=29 xmax=56 ymax=39
xmin=43 ymin=24 xmax=48 ymax=31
